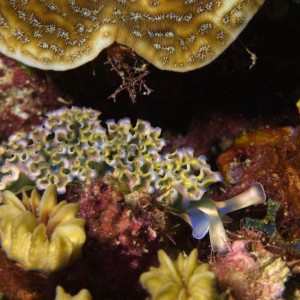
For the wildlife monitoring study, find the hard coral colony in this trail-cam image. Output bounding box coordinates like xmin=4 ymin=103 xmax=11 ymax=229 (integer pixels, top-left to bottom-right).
xmin=0 ymin=0 xmax=264 ymax=71
xmin=0 ymin=107 xmax=266 ymax=253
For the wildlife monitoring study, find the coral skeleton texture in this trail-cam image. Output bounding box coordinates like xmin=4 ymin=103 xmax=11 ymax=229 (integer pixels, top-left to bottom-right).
xmin=0 ymin=0 xmax=264 ymax=71
xmin=0 ymin=53 xmax=63 ymax=139
xmin=212 ymin=240 xmax=291 ymax=300
xmin=0 ymin=185 xmax=86 ymax=273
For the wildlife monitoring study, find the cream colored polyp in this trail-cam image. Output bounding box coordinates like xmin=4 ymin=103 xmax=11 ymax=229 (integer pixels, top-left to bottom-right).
xmin=0 ymin=185 xmax=86 ymax=273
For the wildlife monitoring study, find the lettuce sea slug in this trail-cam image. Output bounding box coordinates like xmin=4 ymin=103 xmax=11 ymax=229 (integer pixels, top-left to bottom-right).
xmin=0 ymin=107 xmax=265 ymax=252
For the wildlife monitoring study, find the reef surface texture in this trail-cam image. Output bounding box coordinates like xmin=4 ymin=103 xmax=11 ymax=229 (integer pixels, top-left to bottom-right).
xmin=0 ymin=2 xmax=299 ymax=299
xmin=0 ymin=53 xmax=64 ymax=140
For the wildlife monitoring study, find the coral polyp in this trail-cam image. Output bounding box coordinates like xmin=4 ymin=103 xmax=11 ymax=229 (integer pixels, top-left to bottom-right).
xmin=0 ymin=185 xmax=86 ymax=273
xmin=55 ymin=286 xmax=92 ymax=300
xmin=140 ymin=249 xmax=219 ymax=300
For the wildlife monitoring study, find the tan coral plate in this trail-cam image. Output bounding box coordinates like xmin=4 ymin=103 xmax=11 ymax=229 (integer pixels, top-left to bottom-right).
xmin=0 ymin=0 xmax=264 ymax=71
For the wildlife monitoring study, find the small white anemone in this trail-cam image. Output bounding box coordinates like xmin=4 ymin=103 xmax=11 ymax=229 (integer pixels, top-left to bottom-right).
xmin=0 ymin=185 xmax=86 ymax=273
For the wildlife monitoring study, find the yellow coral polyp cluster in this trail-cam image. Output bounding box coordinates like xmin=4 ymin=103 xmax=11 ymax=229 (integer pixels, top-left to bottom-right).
xmin=55 ymin=286 xmax=92 ymax=300
xmin=140 ymin=249 xmax=219 ymax=300
xmin=0 ymin=0 xmax=265 ymax=71
xmin=0 ymin=185 xmax=86 ymax=273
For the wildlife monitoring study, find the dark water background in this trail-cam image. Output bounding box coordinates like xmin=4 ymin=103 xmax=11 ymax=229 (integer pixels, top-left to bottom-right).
xmin=50 ymin=1 xmax=300 ymax=135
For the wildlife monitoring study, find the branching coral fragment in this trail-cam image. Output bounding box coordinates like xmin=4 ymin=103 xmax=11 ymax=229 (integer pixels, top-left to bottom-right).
xmin=0 ymin=185 xmax=86 ymax=273
xmin=106 ymin=45 xmax=153 ymax=102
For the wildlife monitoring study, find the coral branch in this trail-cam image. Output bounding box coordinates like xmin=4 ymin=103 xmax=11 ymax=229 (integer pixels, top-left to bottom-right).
xmin=106 ymin=45 xmax=153 ymax=102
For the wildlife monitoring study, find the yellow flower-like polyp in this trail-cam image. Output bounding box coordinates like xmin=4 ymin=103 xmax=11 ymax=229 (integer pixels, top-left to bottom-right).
xmin=0 ymin=185 xmax=86 ymax=273
xmin=140 ymin=249 xmax=218 ymax=300
xmin=55 ymin=286 xmax=92 ymax=300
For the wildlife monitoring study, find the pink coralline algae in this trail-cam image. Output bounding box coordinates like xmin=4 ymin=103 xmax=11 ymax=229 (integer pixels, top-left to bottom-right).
xmin=65 ymin=178 xmax=165 ymax=296
xmin=212 ymin=240 xmax=290 ymax=300
xmin=68 ymin=178 xmax=165 ymax=256
xmin=0 ymin=53 xmax=66 ymax=140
